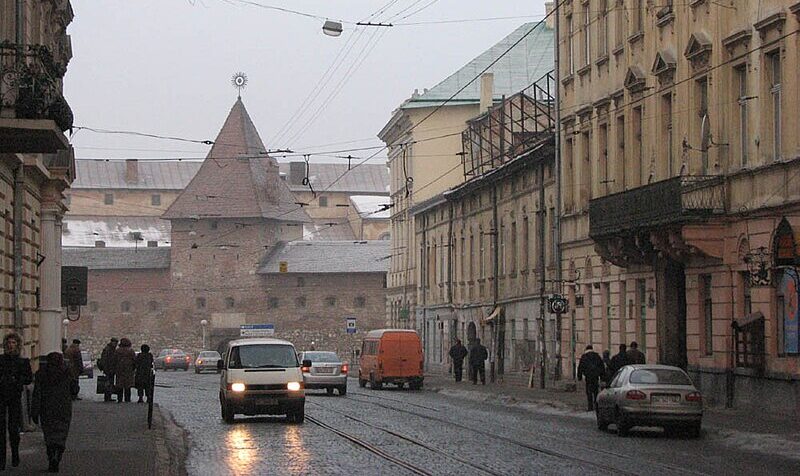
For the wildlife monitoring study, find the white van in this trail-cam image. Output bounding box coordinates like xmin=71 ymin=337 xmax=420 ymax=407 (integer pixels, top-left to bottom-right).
xmin=218 ymin=338 xmax=309 ymax=424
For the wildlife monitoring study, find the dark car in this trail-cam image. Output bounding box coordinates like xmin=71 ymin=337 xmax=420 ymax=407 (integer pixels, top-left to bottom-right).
xmin=155 ymin=348 xmax=190 ymax=371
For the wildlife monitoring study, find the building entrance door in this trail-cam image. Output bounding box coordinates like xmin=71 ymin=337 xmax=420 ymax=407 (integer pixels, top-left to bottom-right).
xmin=656 ymin=259 xmax=687 ymax=369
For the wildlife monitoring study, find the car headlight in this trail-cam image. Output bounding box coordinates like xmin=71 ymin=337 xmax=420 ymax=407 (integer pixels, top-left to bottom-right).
xmin=287 ymin=381 xmax=301 ymax=391
xmin=231 ymin=383 xmax=246 ymax=392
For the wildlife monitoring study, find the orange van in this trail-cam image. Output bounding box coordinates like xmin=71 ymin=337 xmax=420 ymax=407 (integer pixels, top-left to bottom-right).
xmin=358 ymin=329 xmax=424 ymax=390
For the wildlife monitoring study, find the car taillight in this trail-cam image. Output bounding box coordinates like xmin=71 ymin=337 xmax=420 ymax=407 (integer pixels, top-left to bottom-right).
xmin=686 ymin=392 xmax=703 ymax=403
xmin=165 ymin=357 xmax=171 ymax=362
xmin=626 ymin=390 xmax=647 ymax=400
xmin=185 ymin=356 xmax=190 ymax=361
xmin=341 ymin=364 xmax=349 ymax=374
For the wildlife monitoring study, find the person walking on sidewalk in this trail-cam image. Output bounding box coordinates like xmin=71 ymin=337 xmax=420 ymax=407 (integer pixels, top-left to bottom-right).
xmin=0 ymin=332 xmax=33 ymax=469
xmin=468 ymin=338 xmax=488 ymax=385
xmin=448 ymin=339 xmax=468 ymax=383
xmin=31 ymin=352 xmax=76 ymax=473
xmin=98 ymin=338 xmax=118 ymax=402
xmin=609 ymin=344 xmax=630 ymax=378
xmin=63 ymin=339 xmax=83 ymax=400
xmin=626 ymin=341 xmax=646 ymax=365
xmin=577 ymin=345 xmax=605 ymax=411
xmin=114 ymin=338 xmax=136 ymax=403
xmin=601 ymin=349 xmax=612 ymax=384
xmin=134 ymin=344 xmax=154 ymax=403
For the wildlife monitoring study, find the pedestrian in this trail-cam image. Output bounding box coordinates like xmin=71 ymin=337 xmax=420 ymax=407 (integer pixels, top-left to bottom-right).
xmin=577 ymin=345 xmax=605 ymax=411
xmin=601 ymin=349 xmax=612 ymax=384
xmin=609 ymin=343 xmax=630 ymax=377
xmin=114 ymin=338 xmax=136 ymax=403
xmin=98 ymin=338 xmax=118 ymax=402
xmin=63 ymin=339 xmax=83 ymax=400
xmin=626 ymin=341 xmax=646 ymax=365
xmin=134 ymin=344 xmax=154 ymax=403
xmin=31 ymin=352 xmax=76 ymax=473
xmin=468 ymin=338 xmax=488 ymax=385
xmin=448 ymin=339 xmax=468 ymax=383
xmin=0 ymin=332 xmax=33 ymax=469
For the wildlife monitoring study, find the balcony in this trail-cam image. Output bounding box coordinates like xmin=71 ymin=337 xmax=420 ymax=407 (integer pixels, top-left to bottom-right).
xmin=589 ymin=176 xmax=726 ymax=239
xmin=0 ymin=42 xmax=73 ymax=153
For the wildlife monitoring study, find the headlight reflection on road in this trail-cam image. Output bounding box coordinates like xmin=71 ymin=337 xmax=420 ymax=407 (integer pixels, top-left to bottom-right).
xmin=226 ymin=427 xmax=256 ymax=473
xmin=283 ymin=425 xmax=309 ymax=473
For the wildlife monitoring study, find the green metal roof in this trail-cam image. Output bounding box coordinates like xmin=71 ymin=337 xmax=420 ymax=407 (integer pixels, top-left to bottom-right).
xmin=402 ymin=23 xmax=554 ymax=110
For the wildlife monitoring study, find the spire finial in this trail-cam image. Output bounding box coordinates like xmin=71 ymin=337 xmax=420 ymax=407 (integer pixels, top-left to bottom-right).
xmin=231 ymin=72 xmax=248 ymax=98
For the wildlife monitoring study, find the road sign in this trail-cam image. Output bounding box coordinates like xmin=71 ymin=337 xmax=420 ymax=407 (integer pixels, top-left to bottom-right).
xmin=345 ymin=317 xmax=357 ymax=334
xmin=279 ymin=261 xmax=288 ymax=273
xmin=240 ymin=324 xmax=275 ymax=337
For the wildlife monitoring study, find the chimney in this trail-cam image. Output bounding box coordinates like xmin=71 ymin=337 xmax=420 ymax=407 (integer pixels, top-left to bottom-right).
xmin=480 ymin=73 xmax=494 ymax=113
xmin=125 ymin=159 xmax=139 ymax=184
xmin=289 ymin=161 xmax=305 ymax=186
xmin=545 ymin=2 xmax=555 ymax=29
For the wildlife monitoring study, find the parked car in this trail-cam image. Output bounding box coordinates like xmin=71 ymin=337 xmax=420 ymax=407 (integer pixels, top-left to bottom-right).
xmin=358 ymin=329 xmax=423 ymax=390
xmin=595 ymin=364 xmax=703 ymax=438
xmin=195 ymin=350 xmax=222 ymax=373
xmin=298 ymin=351 xmax=348 ymax=396
xmin=80 ymin=350 xmax=94 ymax=379
xmin=218 ymin=338 xmax=306 ymax=424
xmin=155 ymin=348 xmax=191 ymax=371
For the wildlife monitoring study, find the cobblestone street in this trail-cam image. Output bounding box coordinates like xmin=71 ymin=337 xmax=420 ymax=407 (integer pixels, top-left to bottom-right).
xmin=146 ymin=371 xmax=800 ymax=476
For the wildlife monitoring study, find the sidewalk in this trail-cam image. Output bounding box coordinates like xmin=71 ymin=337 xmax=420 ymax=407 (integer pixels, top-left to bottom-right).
xmin=14 ymin=391 xmax=186 ymax=475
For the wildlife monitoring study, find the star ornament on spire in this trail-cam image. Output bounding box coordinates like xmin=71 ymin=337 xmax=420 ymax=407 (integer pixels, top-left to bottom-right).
xmin=231 ymin=72 xmax=248 ymax=98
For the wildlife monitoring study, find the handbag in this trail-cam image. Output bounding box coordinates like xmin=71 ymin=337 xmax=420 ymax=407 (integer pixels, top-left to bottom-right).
xmin=96 ymin=374 xmax=108 ymax=394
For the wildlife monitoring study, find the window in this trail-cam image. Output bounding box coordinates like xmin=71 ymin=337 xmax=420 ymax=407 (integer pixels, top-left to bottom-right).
xmin=479 ymin=231 xmax=486 ymax=278
xmin=297 ymin=277 xmax=305 ymax=287
xmin=510 ymin=221 xmax=517 ymax=275
xmin=567 ymin=15 xmax=574 ymax=75
xmin=295 ymin=296 xmax=306 ymax=308
xmin=319 ymin=196 xmax=328 ymax=207
xmin=268 ymin=297 xmax=279 ymax=309
xmin=549 ymin=207 xmax=557 ymax=267
xmin=598 ymin=0 xmax=608 ymax=57
xmin=564 ymin=137 xmax=574 ymax=210
xmin=701 ymin=275 xmax=713 ymax=355
xmin=148 ymin=301 xmax=159 ymax=312
xmin=499 ymin=220 xmax=506 ymax=275
xmin=325 ymin=296 xmax=336 ymax=307
xmin=696 ymin=78 xmax=709 ymax=173
xmin=147 ymin=241 xmax=158 ymax=248
xmin=210 ymin=221 xmax=218 ymax=230
xmin=354 ymin=296 xmax=366 ymax=308
xmin=587 ymin=285 xmax=594 ymax=342
xmin=121 ymin=301 xmax=131 ymax=313
xmin=614 ymin=0 xmax=625 ymax=48
xmin=632 ymin=106 xmax=643 ymax=186
xmin=89 ymin=301 xmax=99 ymax=312
xmin=661 ymin=93 xmax=674 ymax=177
xmin=616 ymin=115 xmax=626 ymax=190
xmin=225 ymin=297 xmax=235 ymax=309
xmin=633 ymin=0 xmax=644 ymax=34
xmin=582 ymin=130 xmax=592 ymax=204
xmin=741 ymin=272 xmax=751 ymax=316
xmin=619 ymin=280 xmax=627 ymax=320
xmin=767 ymin=51 xmax=782 ymax=161
xmin=522 ymin=216 xmax=529 ymax=271
xmin=151 ymin=194 xmax=161 ymax=206
xmin=104 ymin=193 xmax=114 ymax=205
xmin=734 ymin=66 xmax=748 ymax=166
xmin=582 ymin=2 xmax=591 ymax=66
xmin=604 ymin=283 xmax=612 ymax=348
xmin=196 ymin=297 xmax=206 ymax=309
xmin=599 ymin=123 xmax=609 ymax=194
xmin=94 ymin=241 xmax=106 ymax=248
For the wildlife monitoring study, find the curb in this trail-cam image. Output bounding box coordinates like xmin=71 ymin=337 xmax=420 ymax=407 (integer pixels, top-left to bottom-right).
xmin=152 ymin=404 xmax=189 ymax=476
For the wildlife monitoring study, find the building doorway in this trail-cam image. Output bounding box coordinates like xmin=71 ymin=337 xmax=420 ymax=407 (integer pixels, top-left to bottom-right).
xmin=467 ymin=321 xmax=477 ymax=344
xmin=656 ymin=259 xmax=687 ymax=369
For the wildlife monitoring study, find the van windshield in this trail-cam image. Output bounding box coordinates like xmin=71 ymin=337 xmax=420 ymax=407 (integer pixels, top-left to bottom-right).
xmin=228 ymin=344 xmax=298 ymax=369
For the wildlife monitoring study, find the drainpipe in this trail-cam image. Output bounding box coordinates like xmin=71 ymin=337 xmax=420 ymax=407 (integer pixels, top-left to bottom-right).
xmin=13 ymin=165 xmax=25 ymax=335
xmin=538 ymin=163 xmax=548 ymax=388
xmin=553 ymin=0 xmax=564 ymax=382
xmin=491 ymin=183 xmax=499 ymax=382
xmin=726 ymin=267 xmax=736 ymax=408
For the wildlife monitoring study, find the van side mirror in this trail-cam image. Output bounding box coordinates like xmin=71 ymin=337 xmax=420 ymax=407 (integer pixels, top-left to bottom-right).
xmin=302 ymin=359 xmax=312 ymax=368
xmin=216 ymin=360 xmax=224 ymax=371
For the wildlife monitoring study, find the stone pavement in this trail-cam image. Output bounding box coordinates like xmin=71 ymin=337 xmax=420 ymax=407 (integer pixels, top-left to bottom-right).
xmin=14 ymin=393 xmax=186 ymax=475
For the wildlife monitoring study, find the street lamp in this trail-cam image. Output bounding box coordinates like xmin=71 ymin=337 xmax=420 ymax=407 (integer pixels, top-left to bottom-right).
xmin=322 ymin=20 xmax=343 ymax=37
xmin=62 ymin=318 xmax=70 ymax=341
xmin=200 ymin=319 xmax=208 ymax=350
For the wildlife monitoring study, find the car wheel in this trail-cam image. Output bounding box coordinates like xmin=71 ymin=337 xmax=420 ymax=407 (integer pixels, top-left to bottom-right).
xmin=615 ymin=408 xmax=631 ymax=437
xmin=326 ymin=388 xmax=335 ymax=396
xmin=288 ymin=408 xmax=305 ymax=424
xmin=221 ymin=400 xmax=235 ymax=424
xmin=195 ymin=368 xmax=200 ymax=374
xmin=338 ymin=385 xmax=347 ymax=396
xmin=596 ymin=407 xmax=609 ymax=431
xmin=688 ymin=422 xmax=702 ymax=439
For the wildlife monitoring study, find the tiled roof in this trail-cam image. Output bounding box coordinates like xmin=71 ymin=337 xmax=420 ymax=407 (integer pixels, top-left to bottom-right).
xmin=162 ymin=98 xmax=310 ymax=223
xmin=402 ymin=23 xmax=554 ymax=109
xmin=72 ymin=160 xmax=202 ymax=190
xmin=258 ymin=241 xmax=389 ymax=274
xmin=303 ymin=220 xmax=357 ymax=241
xmin=349 ymin=195 xmax=392 ymax=219
xmin=62 ymin=217 xmax=170 ymax=247
xmin=62 ymin=247 xmax=171 ymax=270
xmin=279 ymin=163 xmax=389 ymax=194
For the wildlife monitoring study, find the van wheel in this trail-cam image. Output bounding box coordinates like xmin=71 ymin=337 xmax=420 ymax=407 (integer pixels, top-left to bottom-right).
xmin=370 ymin=375 xmax=382 ymax=390
xmin=409 ymin=381 xmax=422 ymax=390
xmin=288 ymin=409 xmax=305 ymax=424
xmin=221 ymin=401 xmax=235 ymax=424
xmin=326 ymin=388 xmax=335 ymax=396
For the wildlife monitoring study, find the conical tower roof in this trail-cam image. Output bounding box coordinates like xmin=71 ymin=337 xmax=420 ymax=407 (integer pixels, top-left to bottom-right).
xmin=163 ymin=98 xmax=309 ymax=222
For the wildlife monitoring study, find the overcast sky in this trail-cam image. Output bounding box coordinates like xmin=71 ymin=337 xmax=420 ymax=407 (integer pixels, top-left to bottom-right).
xmin=65 ymin=0 xmax=548 ymax=163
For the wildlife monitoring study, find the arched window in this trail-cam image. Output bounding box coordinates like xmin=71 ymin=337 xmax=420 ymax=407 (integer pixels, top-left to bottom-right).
xmin=295 ymin=296 xmax=306 ymax=308
xmin=196 ymin=297 xmax=206 ymax=309
xmin=121 ymin=301 xmax=131 ymax=313
xmin=379 ymin=232 xmax=391 ymax=241
xmin=148 ymin=301 xmax=159 ymax=312
xmin=225 ymin=297 xmax=235 ymax=309
xmin=354 ymin=296 xmax=366 ymax=308
xmin=325 ymin=296 xmax=336 ymax=307
xmin=268 ymin=297 xmax=279 ymax=309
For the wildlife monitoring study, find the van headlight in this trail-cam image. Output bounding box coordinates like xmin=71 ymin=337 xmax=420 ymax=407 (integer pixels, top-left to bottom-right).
xmin=287 ymin=381 xmax=301 ymax=391
xmin=231 ymin=383 xmax=246 ymax=392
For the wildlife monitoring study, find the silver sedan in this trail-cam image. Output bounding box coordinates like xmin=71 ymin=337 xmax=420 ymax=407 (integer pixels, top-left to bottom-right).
xmin=596 ymin=364 xmax=703 ymax=437
xmin=194 ymin=350 xmax=222 ymax=373
xmin=298 ymin=351 xmax=348 ymax=396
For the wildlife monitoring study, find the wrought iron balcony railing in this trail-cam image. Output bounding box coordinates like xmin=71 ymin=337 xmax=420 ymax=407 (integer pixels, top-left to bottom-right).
xmin=589 ymin=175 xmax=726 ymax=238
xmin=0 ymin=41 xmax=73 ymax=131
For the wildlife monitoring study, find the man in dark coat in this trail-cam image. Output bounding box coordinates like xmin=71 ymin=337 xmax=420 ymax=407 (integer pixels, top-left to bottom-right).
xmin=468 ymin=338 xmax=489 ymax=385
xmin=608 ymin=343 xmax=630 ymax=378
xmin=31 ymin=352 xmax=77 ymax=473
xmin=98 ymin=338 xmax=118 ymax=402
xmin=0 ymin=333 xmax=33 ymax=469
xmin=63 ymin=339 xmax=83 ymax=400
xmin=577 ymin=345 xmax=605 ymax=411
xmin=626 ymin=341 xmax=646 ymax=365
xmin=114 ymin=338 xmax=136 ymax=403
xmin=448 ymin=339 xmax=468 ymax=382
xmin=134 ymin=344 xmax=154 ymax=403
